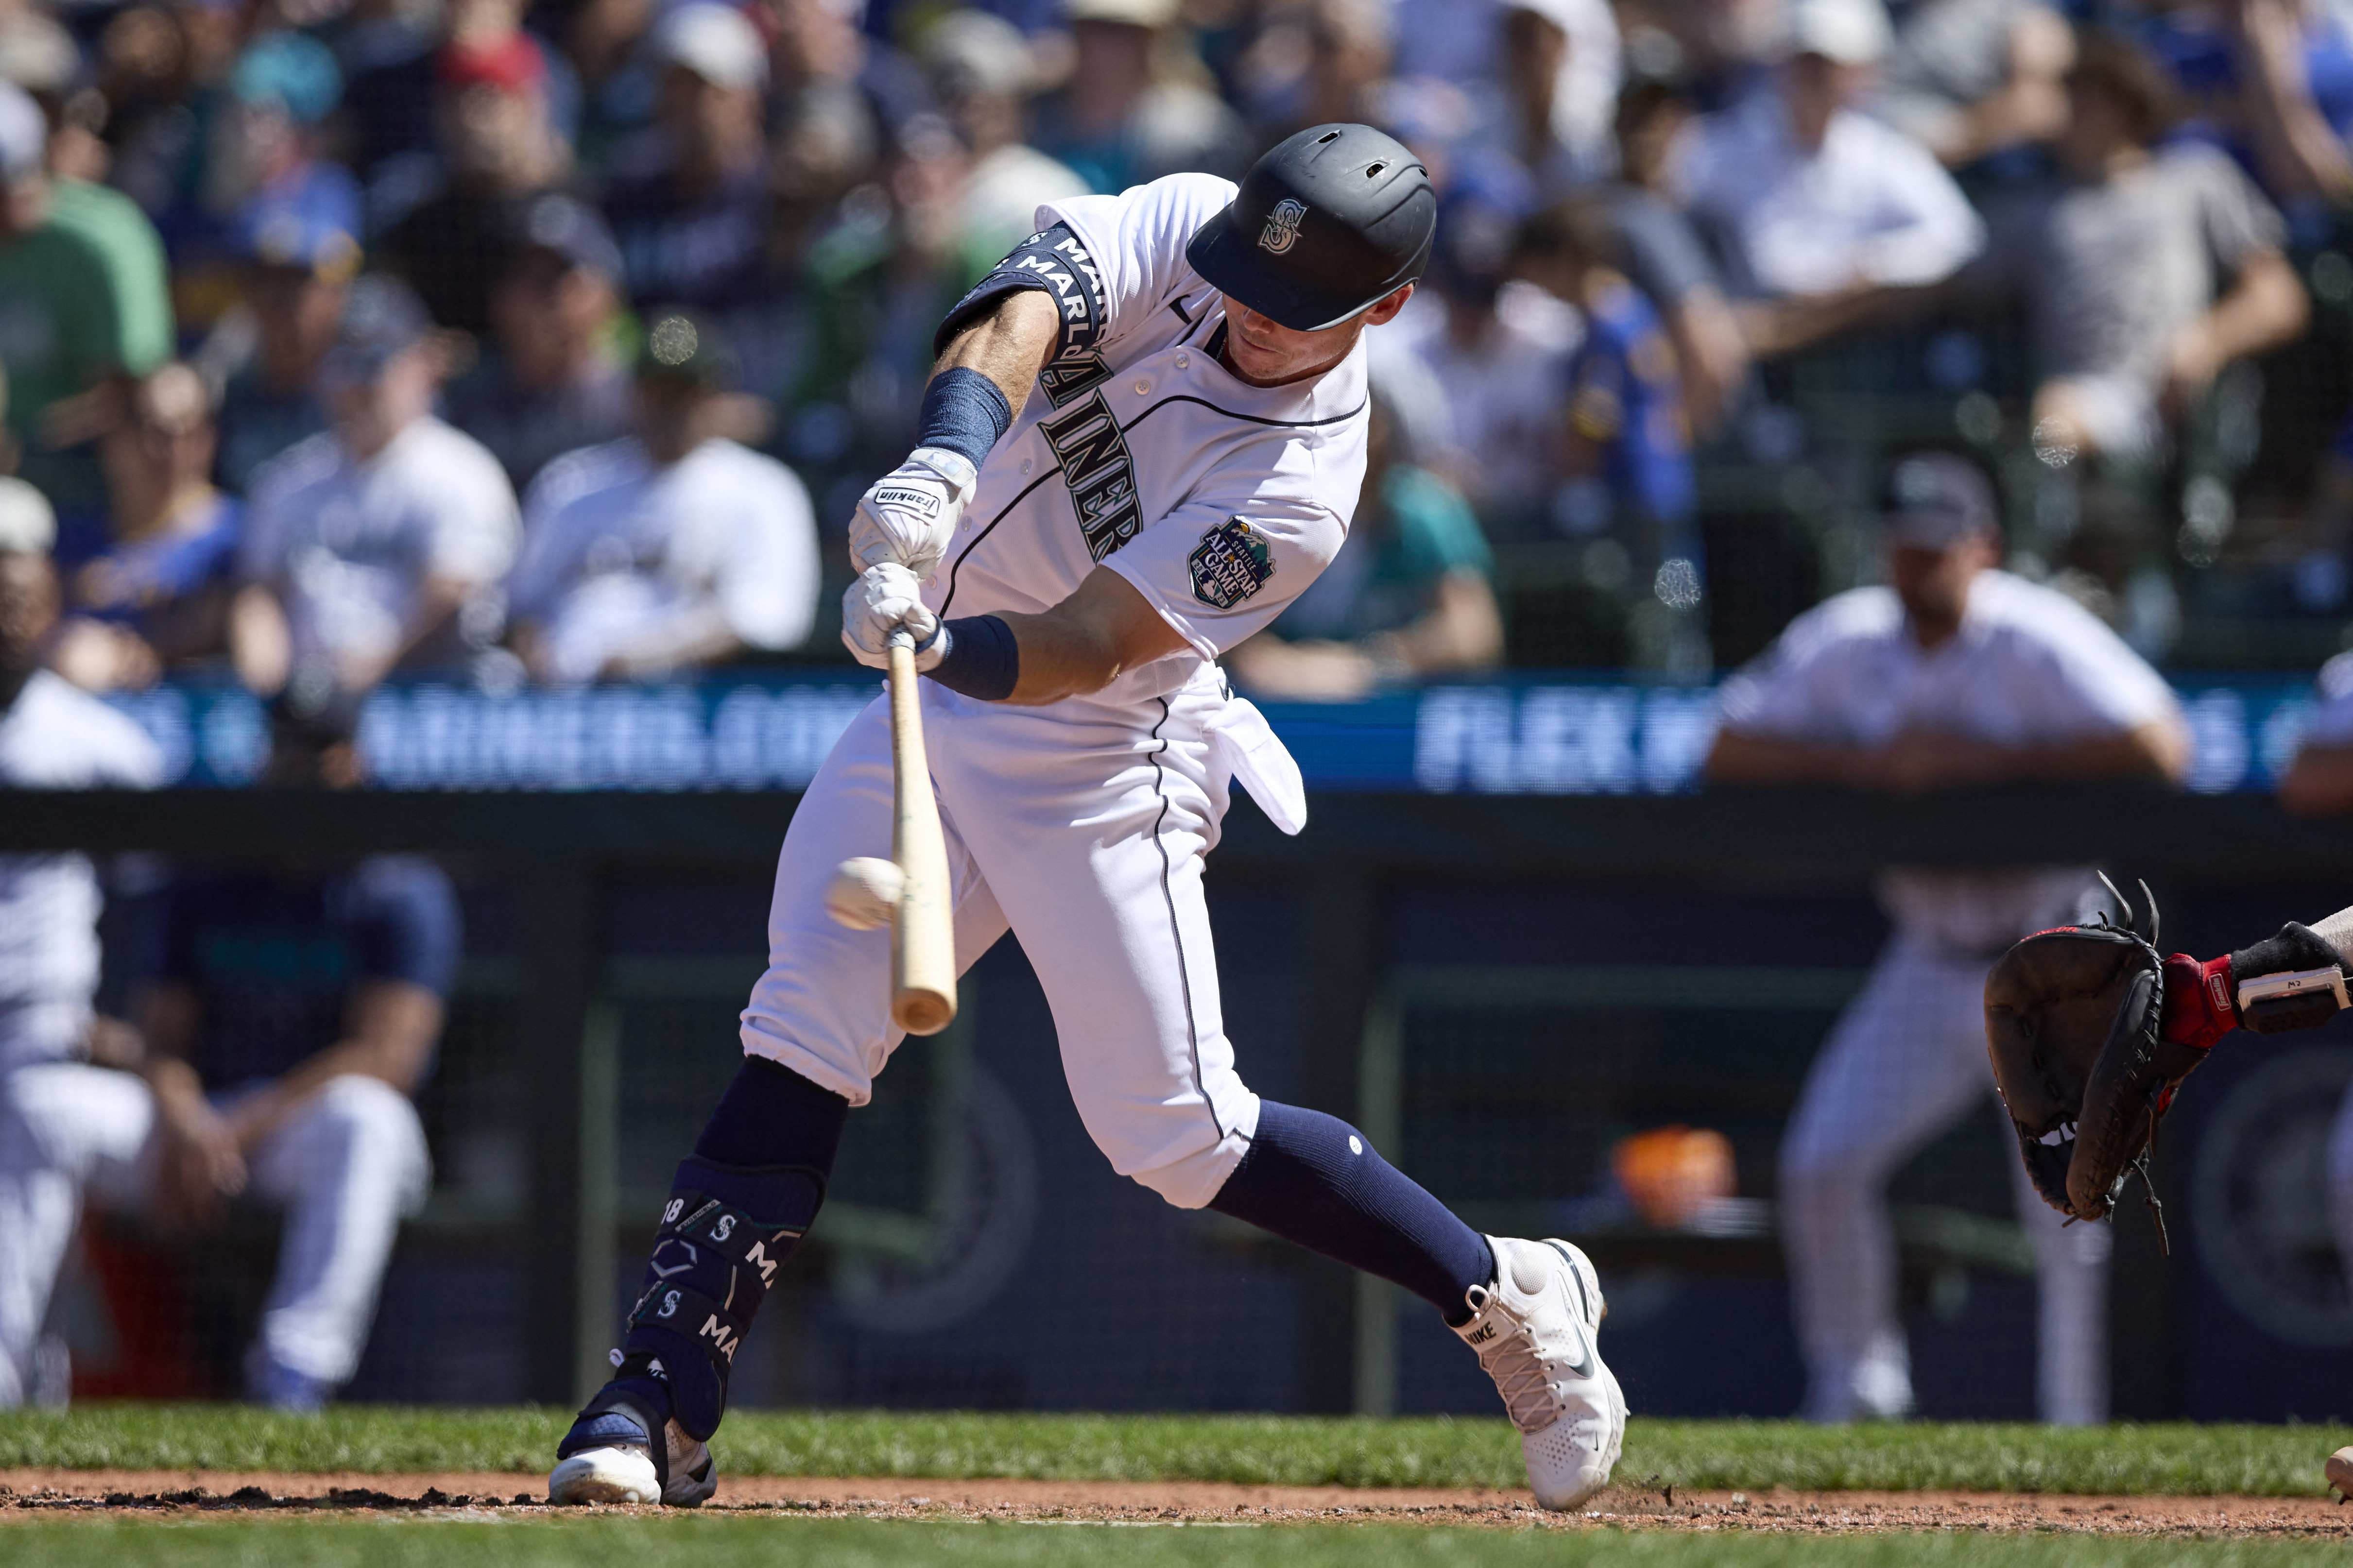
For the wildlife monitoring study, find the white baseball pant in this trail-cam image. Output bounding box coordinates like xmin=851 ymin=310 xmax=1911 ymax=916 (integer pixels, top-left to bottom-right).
xmin=0 ymin=1064 xmax=430 ymax=1403
xmin=1779 ymin=933 xmax=2110 ymax=1425
xmin=740 ymin=677 xmax=1263 ymax=1209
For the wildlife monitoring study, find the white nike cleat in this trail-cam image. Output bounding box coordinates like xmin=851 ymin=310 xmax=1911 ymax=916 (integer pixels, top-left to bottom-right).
xmin=1454 ymin=1234 xmax=1627 ymax=1511
xmin=549 ymin=1411 xmax=716 ymax=1506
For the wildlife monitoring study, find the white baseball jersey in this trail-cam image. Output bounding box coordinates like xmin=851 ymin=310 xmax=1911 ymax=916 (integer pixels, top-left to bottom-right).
xmin=742 ymin=172 xmax=1368 ymax=1209
xmin=241 ymin=417 xmax=520 ymax=673
xmin=0 ymin=670 xmax=163 ymax=1067
xmin=924 ymin=172 xmax=1368 ymax=710
xmin=508 ymin=436 xmax=822 ymax=686
xmin=1717 ymin=569 xmax=2180 ymax=952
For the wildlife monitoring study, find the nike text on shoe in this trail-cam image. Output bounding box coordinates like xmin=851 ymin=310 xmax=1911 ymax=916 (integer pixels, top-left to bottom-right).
xmin=1453 ymin=1234 xmax=1628 ymax=1511
xmin=550 ymin=1391 xmax=718 ymax=1506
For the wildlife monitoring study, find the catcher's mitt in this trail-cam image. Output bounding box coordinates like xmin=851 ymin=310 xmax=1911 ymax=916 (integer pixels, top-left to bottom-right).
xmin=1983 ymin=882 xmax=2206 ymax=1247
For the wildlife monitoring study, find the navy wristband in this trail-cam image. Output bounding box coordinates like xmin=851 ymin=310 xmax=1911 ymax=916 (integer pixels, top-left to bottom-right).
xmin=917 ymin=367 xmax=1014 ymax=471
xmin=927 ymin=614 xmax=1021 ymax=701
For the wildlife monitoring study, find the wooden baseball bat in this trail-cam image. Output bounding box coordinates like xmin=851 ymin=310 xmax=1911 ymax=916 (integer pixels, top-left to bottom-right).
xmin=887 ymin=630 xmax=957 ymax=1035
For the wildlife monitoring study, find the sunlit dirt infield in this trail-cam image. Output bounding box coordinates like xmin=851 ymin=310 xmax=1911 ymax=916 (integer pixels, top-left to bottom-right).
xmin=7 ymin=1471 xmax=2353 ymax=1538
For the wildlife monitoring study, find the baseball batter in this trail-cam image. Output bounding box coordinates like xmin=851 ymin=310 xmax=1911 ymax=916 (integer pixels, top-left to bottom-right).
xmin=550 ymin=125 xmax=1625 ymax=1511
xmin=1706 ymin=453 xmax=2189 ymax=1425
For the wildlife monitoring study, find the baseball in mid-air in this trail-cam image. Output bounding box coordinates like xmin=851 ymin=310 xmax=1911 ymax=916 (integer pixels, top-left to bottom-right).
xmin=825 ymin=857 xmax=904 ymax=930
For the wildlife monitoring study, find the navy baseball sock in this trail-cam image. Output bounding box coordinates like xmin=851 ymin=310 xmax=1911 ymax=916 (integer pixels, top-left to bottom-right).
xmin=695 ymin=1055 xmax=851 ymax=1168
xmin=1210 ymin=1101 xmax=1494 ymax=1324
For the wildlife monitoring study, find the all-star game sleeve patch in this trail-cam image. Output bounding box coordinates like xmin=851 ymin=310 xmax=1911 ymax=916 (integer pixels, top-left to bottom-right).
xmin=1188 ymin=517 xmax=1275 ymax=609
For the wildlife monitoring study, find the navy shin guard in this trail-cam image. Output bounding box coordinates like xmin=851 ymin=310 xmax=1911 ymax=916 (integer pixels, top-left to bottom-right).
xmin=619 ymin=1155 xmax=824 ymax=1440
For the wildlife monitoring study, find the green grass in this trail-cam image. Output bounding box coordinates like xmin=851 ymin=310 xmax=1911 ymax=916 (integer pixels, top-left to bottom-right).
xmin=3 ymin=1519 xmax=2353 ymax=1568
xmin=0 ymin=1407 xmax=2348 ymax=1497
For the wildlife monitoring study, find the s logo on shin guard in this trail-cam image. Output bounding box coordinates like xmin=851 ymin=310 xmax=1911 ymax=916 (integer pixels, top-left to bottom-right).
xmin=712 ymin=1213 xmax=735 ymax=1243
xmin=659 ymin=1290 xmax=681 ymax=1319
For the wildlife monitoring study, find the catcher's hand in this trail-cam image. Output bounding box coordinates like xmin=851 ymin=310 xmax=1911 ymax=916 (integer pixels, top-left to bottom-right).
xmin=1986 ymin=886 xmax=2352 ymax=1244
xmin=1983 ymin=885 xmax=2201 ymax=1236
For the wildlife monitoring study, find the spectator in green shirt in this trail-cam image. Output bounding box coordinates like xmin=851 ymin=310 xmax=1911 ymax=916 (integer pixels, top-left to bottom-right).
xmin=1228 ymin=378 xmax=1504 ymax=699
xmin=0 ymin=81 xmax=174 ymax=509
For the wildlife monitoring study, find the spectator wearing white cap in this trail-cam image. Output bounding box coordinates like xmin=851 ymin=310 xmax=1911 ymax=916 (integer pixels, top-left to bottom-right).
xmin=1027 ymin=0 xmax=1252 ymax=194
xmin=601 ymin=4 xmax=775 ymax=313
xmin=921 ymin=10 xmax=1086 ymax=254
xmin=1674 ymin=0 xmax=1983 ymax=314
xmin=506 ymin=307 xmax=819 ymax=685
xmin=0 ymin=80 xmax=174 ymax=510
xmin=232 ymin=274 xmax=519 ymax=700
xmin=1705 ymin=451 xmax=2189 ymax=1429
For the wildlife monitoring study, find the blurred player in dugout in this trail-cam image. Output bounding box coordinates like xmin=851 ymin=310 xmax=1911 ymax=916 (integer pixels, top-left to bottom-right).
xmin=0 ymin=537 xmax=459 ymax=1407
xmin=1706 ymin=452 xmax=2190 ymax=1424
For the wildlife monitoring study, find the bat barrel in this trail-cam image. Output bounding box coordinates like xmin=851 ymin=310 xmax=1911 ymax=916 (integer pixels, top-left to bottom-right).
xmin=887 ymin=632 xmax=958 ymax=1035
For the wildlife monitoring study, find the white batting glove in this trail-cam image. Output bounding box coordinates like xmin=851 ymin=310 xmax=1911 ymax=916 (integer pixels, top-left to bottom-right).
xmin=841 ymin=562 xmax=945 ymax=670
xmin=848 ymin=446 xmax=977 ymax=581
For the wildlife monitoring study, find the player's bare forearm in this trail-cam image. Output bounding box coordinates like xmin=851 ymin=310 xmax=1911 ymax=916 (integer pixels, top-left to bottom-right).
xmin=932 ymin=290 xmax=1063 ymax=429
xmin=1378 ymin=571 xmax=1504 ymax=674
xmin=1976 ymin=720 xmax=2189 ymax=785
xmin=603 ymin=603 xmax=740 ymax=680
xmin=223 ymin=980 xmax=440 ymax=1150
xmin=991 ymin=566 xmax=1190 ymax=704
xmin=229 ymin=584 xmax=292 ymax=696
xmin=1704 ymin=729 xmax=1879 ymax=787
xmin=1707 ymin=718 xmax=2187 ymax=791
xmin=2201 ymin=251 xmax=2310 ymax=367
xmin=2281 ymin=745 xmax=2353 ymax=817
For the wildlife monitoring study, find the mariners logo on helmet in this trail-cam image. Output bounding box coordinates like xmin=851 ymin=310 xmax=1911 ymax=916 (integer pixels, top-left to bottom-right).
xmin=1258 ymin=199 xmax=1307 ymax=256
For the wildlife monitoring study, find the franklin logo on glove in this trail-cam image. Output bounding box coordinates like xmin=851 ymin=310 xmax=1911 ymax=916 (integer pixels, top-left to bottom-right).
xmin=872 ymin=487 xmax=942 ymax=519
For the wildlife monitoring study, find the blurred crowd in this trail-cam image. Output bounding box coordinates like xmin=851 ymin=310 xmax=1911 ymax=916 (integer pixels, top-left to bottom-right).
xmin=0 ymin=0 xmax=2336 ymax=709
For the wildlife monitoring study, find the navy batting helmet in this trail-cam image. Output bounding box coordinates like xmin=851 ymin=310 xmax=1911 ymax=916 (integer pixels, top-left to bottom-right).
xmin=1185 ymin=123 xmax=1437 ymax=332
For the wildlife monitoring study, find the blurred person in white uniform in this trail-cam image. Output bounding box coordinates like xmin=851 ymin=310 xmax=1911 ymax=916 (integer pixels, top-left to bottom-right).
xmin=506 ymin=308 xmax=821 ymax=686
xmin=0 ymin=689 xmax=454 ymax=1410
xmin=231 ymin=273 xmax=519 ymax=702
xmin=1705 ymin=452 xmax=2190 ymax=1424
xmin=0 ymin=484 xmax=160 ymax=1405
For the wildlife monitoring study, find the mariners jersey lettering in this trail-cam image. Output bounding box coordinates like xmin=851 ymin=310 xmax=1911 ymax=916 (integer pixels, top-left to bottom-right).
xmin=929 ymin=173 xmax=1370 ymax=709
